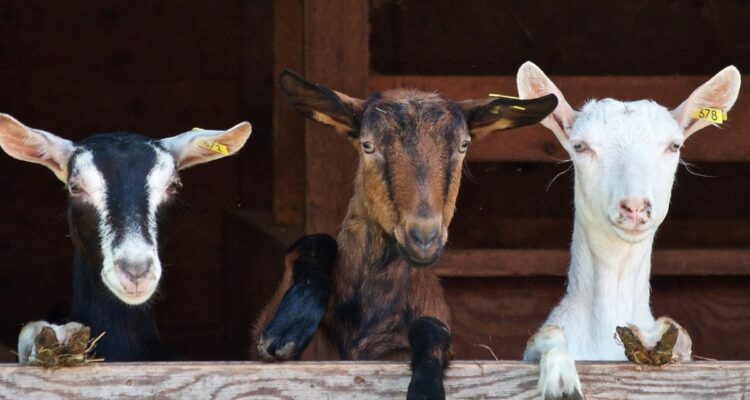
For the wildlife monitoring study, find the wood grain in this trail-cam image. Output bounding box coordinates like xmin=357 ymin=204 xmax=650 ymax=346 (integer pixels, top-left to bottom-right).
xmin=272 ymin=0 xmax=306 ymax=225
xmin=303 ymin=0 xmax=368 ymax=236
xmin=369 ymin=74 xmax=750 ymax=162
xmin=0 ymin=361 xmax=747 ymax=399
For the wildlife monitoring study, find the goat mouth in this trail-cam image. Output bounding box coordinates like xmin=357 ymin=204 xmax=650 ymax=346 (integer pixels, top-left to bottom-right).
xmin=101 ymin=269 xmax=156 ymax=305
xmin=396 ymin=244 xmax=443 ymax=268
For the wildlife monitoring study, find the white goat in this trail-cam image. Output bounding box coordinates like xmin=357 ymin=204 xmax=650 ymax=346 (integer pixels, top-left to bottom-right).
xmin=516 ymin=62 xmax=741 ymax=399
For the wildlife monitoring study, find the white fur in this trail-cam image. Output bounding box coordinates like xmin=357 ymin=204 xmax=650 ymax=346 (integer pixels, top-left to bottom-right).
xmin=0 ymin=114 xmax=74 ymax=182
xmin=158 ymin=122 xmax=252 ymax=170
xmin=72 ymin=150 xmax=166 ymax=305
xmin=17 ymin=321 xmax=86 ymax=365
xmin=2 ymin=117 xmax=254 ymax=362
xmin=517 ymin=62 xmax=740 ymax=399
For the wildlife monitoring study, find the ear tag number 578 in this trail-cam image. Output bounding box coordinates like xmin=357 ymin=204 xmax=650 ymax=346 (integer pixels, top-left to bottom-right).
xmin=691 ymin=108 xmax=727 ymax=124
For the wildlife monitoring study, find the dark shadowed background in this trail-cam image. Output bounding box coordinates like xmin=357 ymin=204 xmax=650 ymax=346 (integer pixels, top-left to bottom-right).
xmin=1 ymin=0 xmax=749 ymax=361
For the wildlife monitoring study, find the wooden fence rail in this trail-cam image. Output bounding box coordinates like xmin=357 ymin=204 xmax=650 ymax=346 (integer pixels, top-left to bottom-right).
xmin=0 ymin=361 xmax=747 ymax=399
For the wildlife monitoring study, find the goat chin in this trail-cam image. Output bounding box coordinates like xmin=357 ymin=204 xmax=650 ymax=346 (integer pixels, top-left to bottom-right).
xmin=611 ymin=225 xmax=653 ymax=244
xmin=111 ymin=290 xmax=155 ymax=306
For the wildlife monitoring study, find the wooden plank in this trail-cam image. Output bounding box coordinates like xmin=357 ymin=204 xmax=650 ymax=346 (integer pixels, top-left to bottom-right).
xmin=303 ymin=0 xmax=368 ymax=235
xmin=369 ymin=74 xmax=750 ymax=162
xmin=433 ymin=249 xmax=750 ymax=277
xmin=0 ymin=361 xmax=747 ymax=399
xmin=272 ymin=0 xmax=306 ymax=225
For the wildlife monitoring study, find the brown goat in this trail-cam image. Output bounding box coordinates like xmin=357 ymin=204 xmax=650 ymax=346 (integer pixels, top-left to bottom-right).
xmin=254 ymin=70 xmax=557 ymax=399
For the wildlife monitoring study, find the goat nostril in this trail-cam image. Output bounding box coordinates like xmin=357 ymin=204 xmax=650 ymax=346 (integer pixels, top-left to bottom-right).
xmin=619 ymin=198 xmax=649 ymax=216
xmin=118 ymin=258 xmax=153 ymax=280
xmin=410 ymin=227 xmax=439 ymax=248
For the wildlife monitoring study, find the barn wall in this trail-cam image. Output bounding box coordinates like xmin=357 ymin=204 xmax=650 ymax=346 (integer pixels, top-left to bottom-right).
xmin=1 ymin=0 xmax=749 ymax=363
xmin=0 ymin=0 xmax=274 ymax=359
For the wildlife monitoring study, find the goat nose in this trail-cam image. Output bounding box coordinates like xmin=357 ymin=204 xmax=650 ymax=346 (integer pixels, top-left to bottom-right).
xmin=409 ymin=226 xmax=439 ymax=249
xmin=118 ymin=257 xmax=153 ymax=280
xmin=619 ymin=198 xmax=651 ymax=220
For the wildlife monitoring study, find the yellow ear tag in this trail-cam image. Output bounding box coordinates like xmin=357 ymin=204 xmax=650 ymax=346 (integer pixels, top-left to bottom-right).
xmin=488 ymin=93 xmax=526 ymax=111
xmin=690 ymin=108 xmax=727 ymax=124
xmin=198 ymin=140 xmax=230 ymax=155
xmin=191 ymin=128 xmax=229 ymax=155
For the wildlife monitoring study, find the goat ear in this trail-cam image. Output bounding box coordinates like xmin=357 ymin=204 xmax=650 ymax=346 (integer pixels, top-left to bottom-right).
xmin=671 ymin=66 xmax=741 ymax=139
xmin=0 ymin=114 xmax=74 ymax=182
xmin=278 ymin=69 xmax=365 ymax=135
xmin=460 ymin=93 xmax=558 ymax=141
xmin=517 ymin=61 xmax=578 ymax=145
xmin=159 ymin=122 xmax=252 ymax=170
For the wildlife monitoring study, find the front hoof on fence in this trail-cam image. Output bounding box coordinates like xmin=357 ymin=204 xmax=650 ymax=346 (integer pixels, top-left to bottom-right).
xmin=627 ymin=316 xmax=693 ymax=363
xmin=407 ymin=373 xmax=445 ymax=400
xmin=257 ymin=335 xmax=300 ymax=361
xmin=256 ymin=280 xmax=328 ymax=361
xmin=256 ymin=236 xmax=334 ymax=362
xmin=539 ymin=348 xmax=584 ymax=400
xmin=18 ymin=321 xmax=91 ymax=366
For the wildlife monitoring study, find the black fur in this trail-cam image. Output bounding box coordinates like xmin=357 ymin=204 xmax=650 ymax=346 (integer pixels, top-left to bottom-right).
xmin=278 ymin=70 xmax=362 ymax=135
xmin=407 ymin=317 xmax=451 ymax=400
xmin=64 ymin=133 xmax=180 ymax=361
xmin=260 ymin=234 xmax=337 ymax=360
xmin=69 ymin=254 xmax=178 ymax=361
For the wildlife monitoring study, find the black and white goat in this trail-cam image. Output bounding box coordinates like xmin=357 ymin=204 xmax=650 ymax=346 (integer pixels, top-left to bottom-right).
xmin=0 ymin=114 xmax=252 ymax=362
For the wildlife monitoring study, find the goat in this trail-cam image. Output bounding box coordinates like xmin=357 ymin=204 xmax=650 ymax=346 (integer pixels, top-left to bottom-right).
xmin=516 ymin=62 xmax=741 ymax=399
xmin=0 ymin=114 xmax=252 ymax=362
xmin=253 ymin=70 xmax=558 ymax=399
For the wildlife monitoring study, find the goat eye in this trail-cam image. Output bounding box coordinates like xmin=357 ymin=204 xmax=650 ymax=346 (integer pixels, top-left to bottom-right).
xmin=458 ymin=139 xmax=470 ymax=153
xmin=362 ymin=142 xmax=376 ymax=154
xmin=68 ymin=183 xmax=84 ymax=196
xmin=668 ymin=141 xmax=682 ymax=153
xmin=166 ymin=180 xmax=182 ymax=195
xmin=572 ymin=142 xmax=588 ymax=153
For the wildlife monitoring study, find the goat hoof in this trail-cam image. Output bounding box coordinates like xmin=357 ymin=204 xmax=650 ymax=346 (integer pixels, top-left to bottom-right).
xmin=257 ymin=236 xmax=334 ymax=362
xmin=17 ymin=321 xmax=90 ymax=365
xmin=256 ymin=280 xmax=327 ymax=361
xmin=543 ymin=390 xmax=583 ymax=400
xmin=258 ymin=287 xmax=323 ymax=361
xmin=257 ymin=335 xmax=299 ymax=361
xmin=407 ymin=373 xmax=445 ymax=400
xmin=539 ymin=348 xmax=584 ymax=400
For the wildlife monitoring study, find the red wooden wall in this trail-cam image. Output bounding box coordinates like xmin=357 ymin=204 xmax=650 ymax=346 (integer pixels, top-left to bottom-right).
xmin=1 ymin=0 xmax=750 ymax=363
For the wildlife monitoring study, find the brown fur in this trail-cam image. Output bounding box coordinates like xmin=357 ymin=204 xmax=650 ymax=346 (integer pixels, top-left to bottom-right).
xmin=256 ymin=71 xmax=557 ymax=366
xmin=250 ymin=249 xmax=297 ymax=359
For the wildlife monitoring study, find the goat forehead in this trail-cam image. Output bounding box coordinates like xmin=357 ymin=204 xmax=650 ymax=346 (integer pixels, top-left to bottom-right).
xmin=89 ymin=142 xmax=159 ymax=188
xmin=362 ymin=93 xmax=464 ymax=150
xmin=573 ymin=99 xmax=681 ymax=145
xmin=70 ymin=135 xmax=174 ymax=216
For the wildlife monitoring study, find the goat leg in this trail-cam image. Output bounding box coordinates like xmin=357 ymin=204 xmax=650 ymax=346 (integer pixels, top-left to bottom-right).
xmin=406 ymin=316 xmax=451 ymax=400
xmin=525 ymin=325 xmax=584 ymax=400
xmin=255 ymin=234 xmax=337 ymax=361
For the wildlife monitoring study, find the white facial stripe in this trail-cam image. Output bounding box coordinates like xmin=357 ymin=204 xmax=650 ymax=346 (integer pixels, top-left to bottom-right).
xmin=71 ymin=148 xmax=173 ymax=305
xmin=147 ymin=147 xmax=177 ymax=235
xmin=71 ymin=151 xmax=117 ymax=286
